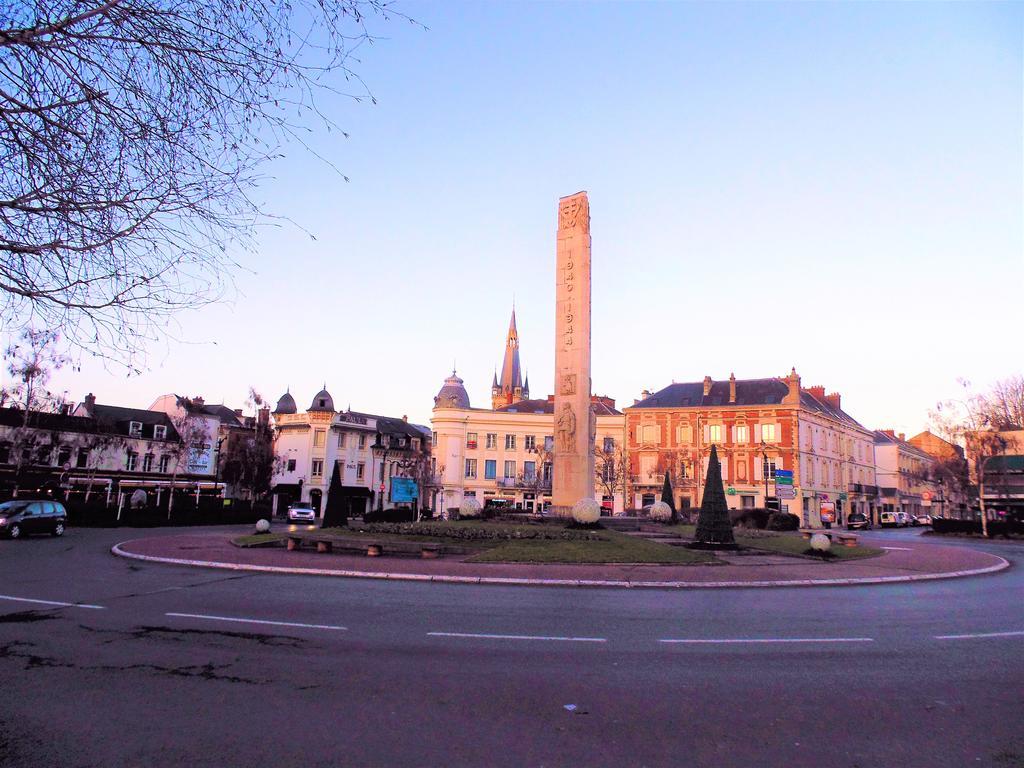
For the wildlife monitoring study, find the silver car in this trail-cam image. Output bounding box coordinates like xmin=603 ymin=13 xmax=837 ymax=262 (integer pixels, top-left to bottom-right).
xmin=286 ymin=502 xmax=316 ymax=523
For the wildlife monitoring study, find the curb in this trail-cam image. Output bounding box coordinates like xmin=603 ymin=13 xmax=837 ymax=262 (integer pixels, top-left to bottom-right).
xmin=111 ymin=542 xmax=1011 ymax=589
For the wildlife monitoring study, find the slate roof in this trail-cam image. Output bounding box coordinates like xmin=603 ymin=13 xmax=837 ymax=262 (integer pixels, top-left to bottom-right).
xmin=632 ymin=377 xmax=869 ymax=431
xmin=494 ymin=398 xmax=622 ymax=416
xmin=0 ymin=408 xmax=97 ymax=433
xmin=632 ymin=378 xmax=789 ymax=409
xmin=873 ymin=430 xmax=933 ymax=460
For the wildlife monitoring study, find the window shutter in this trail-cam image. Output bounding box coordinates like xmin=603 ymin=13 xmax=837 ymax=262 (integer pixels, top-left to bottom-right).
xmin=754 ymin=457 xmax=763 ymax=481
xmin=775 ymin=455 xmax=784 ymax=470
xmin=720 ymin=457 xmax=728 ymax=481
xmin=703 ymin=425 xmax=710 ymax=443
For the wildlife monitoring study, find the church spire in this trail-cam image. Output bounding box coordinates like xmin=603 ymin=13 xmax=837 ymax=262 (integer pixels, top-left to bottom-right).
xmin=492 ymin=306 xmax=526 ymax=409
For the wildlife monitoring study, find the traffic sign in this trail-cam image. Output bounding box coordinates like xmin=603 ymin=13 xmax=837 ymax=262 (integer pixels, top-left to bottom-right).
xmin=776 ymin=485 xmax=796 ymax=500
xmin=775 ymin=469 xmax=793 ymax=486
xmin=726 ymin=487 xmax=736 ymax=496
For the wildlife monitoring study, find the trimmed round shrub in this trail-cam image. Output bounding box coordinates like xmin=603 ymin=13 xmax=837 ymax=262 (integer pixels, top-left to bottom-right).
xmin=572 ymin=498 xmax=601 ymax=524
xmin=459 ymin=498 xmax=482 ymax=519
xmin=255 ymin=519 xmax=271 ymax=533
xmin=767 ymin=512 xmax=800 ymax=531
xmin=648 ymin=501 xmax=673 ymax=522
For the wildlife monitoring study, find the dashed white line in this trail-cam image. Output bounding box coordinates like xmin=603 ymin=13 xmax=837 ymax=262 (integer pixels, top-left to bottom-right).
xmin=428 ymin=632 xmax=607 ymax=643
xmin=882 ymin=546 xmax=914 ymax=551
xmin=0 ymin=594 xmax=105 ymax=610
xmin=659 ymin=637 xmax=874 ymax=645
xmin=165 ymin=612 xmax=347 ymax=631
xmin=935 ymin=630 xmax=1024 ymax=640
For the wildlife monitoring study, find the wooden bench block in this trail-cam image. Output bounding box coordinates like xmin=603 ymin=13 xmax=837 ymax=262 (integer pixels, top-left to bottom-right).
xmin=316 ymin=540 xmax=333 ymax=554
xmin=421 ymin=544 xmax=441 ymax=559
xmin=286 ymin=537 xmax=300 ymax=551
xmin=837 ymin=534 xmax=858 ymax=548
xmin=366 ymin=544 xmax=382 ymax=557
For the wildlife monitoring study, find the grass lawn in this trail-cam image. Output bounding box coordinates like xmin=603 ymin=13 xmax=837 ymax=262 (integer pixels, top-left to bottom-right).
xmin=668 ymin=524 xmax=882 ymax=560
xmin=469 ymin=531 xmax=718 ymax=564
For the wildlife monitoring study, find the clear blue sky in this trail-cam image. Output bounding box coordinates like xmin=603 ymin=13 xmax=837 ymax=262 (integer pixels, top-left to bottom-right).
xmin=40 ymin=1 xmax=1023 ymax=434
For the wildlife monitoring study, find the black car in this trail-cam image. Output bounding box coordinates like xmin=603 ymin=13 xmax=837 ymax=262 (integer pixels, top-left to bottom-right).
xmin=846 ymin=512 xmax=871 ymax=531
xmin=0 ymin=500 xmax=67 ymax=539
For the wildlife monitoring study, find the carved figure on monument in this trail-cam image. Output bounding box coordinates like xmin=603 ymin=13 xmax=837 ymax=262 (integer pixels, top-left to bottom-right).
xmin=557 ymin=403 xmax=577 ymax=452
xmin=560 ymin=374 xmax=577 ymax=396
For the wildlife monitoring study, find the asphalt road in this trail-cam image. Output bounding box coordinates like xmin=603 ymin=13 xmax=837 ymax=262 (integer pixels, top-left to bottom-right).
xmin=1 ymin=525 xmax=1021 ymax=768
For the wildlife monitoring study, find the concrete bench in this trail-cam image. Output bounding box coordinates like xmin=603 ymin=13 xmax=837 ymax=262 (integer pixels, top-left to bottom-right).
xmin=835 ymin=533 xmax=859 ymax=548
xmin=286 ymin=534 xmax=442 ymax=559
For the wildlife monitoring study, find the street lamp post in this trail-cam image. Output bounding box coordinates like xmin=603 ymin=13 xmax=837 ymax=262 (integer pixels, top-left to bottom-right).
xmin=760 ymin=441 xmax=770 ymax=507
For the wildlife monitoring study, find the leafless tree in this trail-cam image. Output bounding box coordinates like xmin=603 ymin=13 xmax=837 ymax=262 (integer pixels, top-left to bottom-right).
xmin=593 ymin=441 xmax=628 ymax=512
xmin=982 ymin=375 xmax=1024 ymax=430
xmin=165 ymin=403 xmax=211 ymax=516
xmin=1 ymin=0 xmax=411 ymax=365
xmin=932 ymin=380 xmax=1013 ymax=536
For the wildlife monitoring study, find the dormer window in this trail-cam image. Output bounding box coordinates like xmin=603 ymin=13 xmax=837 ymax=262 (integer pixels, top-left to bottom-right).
xmin=319 ymin=398 xmax=326 ymax=408
xmin=154 ymin=425 xmax=167 ymax=440
xmin=129 ymin=421 xmax=143 ymax=438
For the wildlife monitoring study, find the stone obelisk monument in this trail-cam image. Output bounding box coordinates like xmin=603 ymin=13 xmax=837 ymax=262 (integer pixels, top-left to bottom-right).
xmin=552 ymin=191 xmax=595 ymax=513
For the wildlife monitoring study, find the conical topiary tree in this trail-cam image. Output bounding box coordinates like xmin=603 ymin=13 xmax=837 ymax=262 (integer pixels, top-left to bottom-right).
xmin=661 ymin=470 xmax=678 ymax=524
xmin=320 ymin=462 xmax=347 ymax=529
xmin=693 ymin=445 xmax=736 ymax=547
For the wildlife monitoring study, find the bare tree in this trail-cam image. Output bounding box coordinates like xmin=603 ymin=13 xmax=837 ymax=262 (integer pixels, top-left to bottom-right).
xmin=165 ymin=405 xmax=212 ymax=517
xmin=983 ymin=375 xmax=1024 ymax=430
xmin=1 ymin=0 xmax=411 ymax=365
xmin=593 ymin=441 xmax=628 ymax=513
xmin=932 ymin=380 xmax=1012 ymax=537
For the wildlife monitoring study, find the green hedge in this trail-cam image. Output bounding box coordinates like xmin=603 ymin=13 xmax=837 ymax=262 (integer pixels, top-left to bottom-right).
xmin=352 ymin=521 xmax=605 ymax=542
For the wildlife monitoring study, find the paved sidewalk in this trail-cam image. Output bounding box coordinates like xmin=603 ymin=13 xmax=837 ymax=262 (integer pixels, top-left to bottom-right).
xmin=112 ymin=531 xmax=1010 ymax=588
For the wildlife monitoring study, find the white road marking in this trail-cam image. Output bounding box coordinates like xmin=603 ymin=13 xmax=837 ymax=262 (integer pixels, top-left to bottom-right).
xmin=659 ymin=637 xmax=874 ymax=644
xmin=0 ymin=594 xmax=105 ymax=610
xmin=428 ymin=632 xmax=607 ymax=643
xmin=882 ymin=546 xmax=913 ymax=551
xmin=165 ymin=612 xmax=347 ymax=631
xmin=935 ymin=630 xmax=1024 ymax=640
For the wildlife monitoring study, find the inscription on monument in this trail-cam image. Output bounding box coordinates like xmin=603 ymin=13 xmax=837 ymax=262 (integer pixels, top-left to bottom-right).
xmin=552 ymin=191 xmax=595 ymax=510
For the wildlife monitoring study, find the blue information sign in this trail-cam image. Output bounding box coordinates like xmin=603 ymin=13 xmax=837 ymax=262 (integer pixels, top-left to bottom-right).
xmin=390 ymin=477 xmax=419 ymax=503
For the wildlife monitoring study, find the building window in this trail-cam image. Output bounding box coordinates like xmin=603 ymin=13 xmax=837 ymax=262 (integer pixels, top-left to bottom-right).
xmin=523 ymin=461 xmax=536 ymax=480
xmin=412 ymin=438 xmax=420 ymax=451
xmin=735 ymin=425 xmax=748 ymax=444
xmin=142 ymin=454 xmax=154 ymax=472
xmin=464 ymin=459 xmax=477 ymax=479
xmin=505 ymin=434 xmax=516 ymax=450
xmin=356 ymin=462 xmax=365 ymax=480
xmin=0 ymin=442 xmax=10 ymax=464
xmin=504 ymin=460 xmax=516 ymax=479
xmin=677 ymin=424 xmax=693 ymax=444
xmin=125 ymin=451 xmax=138 ymax=471
xmin=287 ymin=458 xmax=296 ymax=472
xmin=35 ymin=445 xmax=52 ymax=464
xmin=603 ymin=437 xmax=615 ymax=453
xmin=313 ymin=429 xmax=326 ymax=448
xmin=486 ymin=433 xmax=497 ymax=449
xmin=709 ymin=425 xmax=723 ymax=443
xmin=543 ymin=462 xmax=552 ymax=483
xmin=432 ymin=431 xmax=437 ymax=444
xmin=466 ymin=433 xmax=478 ymax=449
xmin=337 ymin=432 xmax=346 ymax=448
xmin=159 ymin=455 xmax=170 ymax=473
xmin=524 ymin=435 xmax=536 ymax=451
xmin=311 ymin=459 xmax=324 ymax=478
xmin=484 ymin=460 xmax=496 ymax=480
xmin=56 ymin=446 xmax=72 ymax=467
xmin=358 ymin=434 xmax=367 ymax=449
xmin=544 ymin=435 xmax=554 ymax=451
xmin=761 ymin=423 xmax=777 ymax=443
xmin=154 ymin=425 xmax=167 ymax=440
xmin=129 ymin=421 xmax=142 ymax=438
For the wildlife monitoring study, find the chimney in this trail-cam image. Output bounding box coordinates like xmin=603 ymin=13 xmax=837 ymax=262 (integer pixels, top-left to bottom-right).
xmin=881 ymin=429 xmax=895 ymax=438
xmin=898 ymin=432 xmax=906 ymax=442
xmin=193 ymin=396 xmax=204 ymax=407
xmin=402 ymin=414 xmax=408 ymax=422
xmin=641 ymin=389 xmax=652 ymax=399
xmin=233 ymin=408 xmax=243 ymax=417
xmin=806 ymin=385 xmax=826 ymax=401
xmin=703 ymin=376 xmax=712 ymax=396
xmin=83 ymin=393 xmax=96 ymax=415
xmin=729 ymin=373 xmax=736 ymax=404
xmin=824 ymin=392 xmax=841 ymax=410
xmin=783 ymin=368 xmax=801 ymax=405
xmin=258 ymin=406 xmax=270 ymax=427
